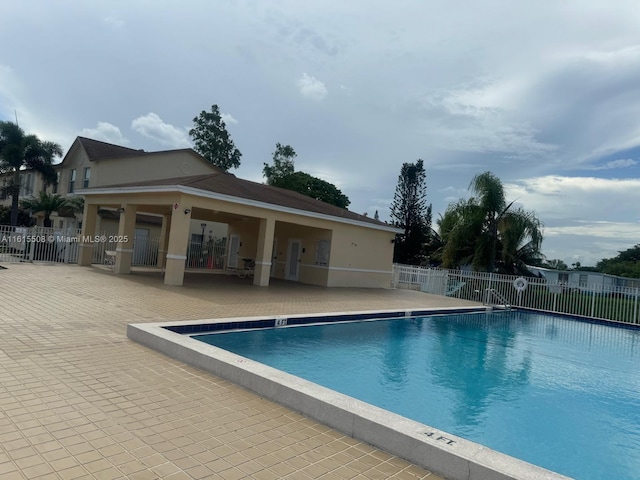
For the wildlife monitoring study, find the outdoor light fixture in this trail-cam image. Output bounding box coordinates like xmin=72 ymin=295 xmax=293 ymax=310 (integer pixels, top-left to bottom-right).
xmin=184 ymin=208 xmax=191 ymax=214
xmin=117 ymin=207 xmax=125 ymax=213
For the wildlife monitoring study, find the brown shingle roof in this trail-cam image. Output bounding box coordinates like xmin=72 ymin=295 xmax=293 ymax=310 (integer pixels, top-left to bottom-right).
xmin=77 ymin=137 xmax=147 ymax=161
xmin=94 ymin=172 xmax=391 ymax=228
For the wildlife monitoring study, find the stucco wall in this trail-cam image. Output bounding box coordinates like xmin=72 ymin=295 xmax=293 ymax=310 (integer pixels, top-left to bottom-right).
xmin=94 ymin=151 xmax=216 ymax=187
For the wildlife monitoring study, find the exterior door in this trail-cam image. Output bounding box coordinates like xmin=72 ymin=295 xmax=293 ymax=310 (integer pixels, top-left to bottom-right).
xmin=286 ymin=239 xmax=301 ymax=281
xmin=270 ymin=238 xmax=278 ymax=277
xmin=227 ymin=234 xmax=240 ymax=268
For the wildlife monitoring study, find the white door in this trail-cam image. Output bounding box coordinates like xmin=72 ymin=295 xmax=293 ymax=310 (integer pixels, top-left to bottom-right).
xmin=227 ymin=235 xmax=240 ymax=268
xmin=286 ymin=239 xmax=301 ymax=281
xmin=270 ymin=238 xmax=278 ymax=277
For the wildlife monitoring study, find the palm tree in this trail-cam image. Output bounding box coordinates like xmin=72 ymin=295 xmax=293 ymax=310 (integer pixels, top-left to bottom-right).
xmin=441 ymin=172 xmax=543 ymax=274
xmin=498 ymin=207 xmax=544 ymax=274
xmin=21 ymin=192 xmax=69 ymax=228
xmin=0 ymin=121 xmax=62 ymax=226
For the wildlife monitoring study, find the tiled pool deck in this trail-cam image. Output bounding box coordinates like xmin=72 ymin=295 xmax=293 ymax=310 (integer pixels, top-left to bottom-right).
xmin=0 ymin=263 xmax=481 ymax=480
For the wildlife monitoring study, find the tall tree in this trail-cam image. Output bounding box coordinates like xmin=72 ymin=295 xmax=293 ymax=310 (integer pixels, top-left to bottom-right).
xmin=263 ymin=143 xmax=296 ymax=185
xmin=441 ymin=171 xmax=544 ymax=273
xmin=390 ymin=159 xmax=432 ymax=265
xmin=263 ymin=143 xmax=350 ymax=208
xmin=0 ymin=121 xmax=62 ymax=226
xmin=189 ymin=105 xmax=241 ymax=171
xmin=272 ymin=171 xmax=350 ymax=208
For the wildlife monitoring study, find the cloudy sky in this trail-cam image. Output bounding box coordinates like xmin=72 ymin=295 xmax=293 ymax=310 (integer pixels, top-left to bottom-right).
xmin=2 ymin=0 xmax=640 ymax=266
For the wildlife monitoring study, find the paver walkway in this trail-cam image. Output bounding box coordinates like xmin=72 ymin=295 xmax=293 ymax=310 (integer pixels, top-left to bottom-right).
xmin=0 ymin=263 xmax=479 ymax=479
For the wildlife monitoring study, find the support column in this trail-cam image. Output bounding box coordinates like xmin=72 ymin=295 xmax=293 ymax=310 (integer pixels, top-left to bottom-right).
xmin=164 ymin=205 xmax=191 ymax=286
xmin=253 ymin=217 xmax=275 ymax=287
xmin=114 ymin=205 xmax=137 ymax=274
xmin=157 ymin=214 xmax=170 ymax=269
xmin=78 ymin=203 xmax=99 ymax=266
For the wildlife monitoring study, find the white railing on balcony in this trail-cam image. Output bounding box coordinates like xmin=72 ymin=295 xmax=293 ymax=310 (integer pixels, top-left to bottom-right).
xmin=392 ymin=264 xmax=640 ymax=325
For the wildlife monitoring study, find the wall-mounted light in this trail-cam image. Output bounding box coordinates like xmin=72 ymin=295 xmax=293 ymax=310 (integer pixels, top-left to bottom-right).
xmin=117 ymin=207 xmax=125 ymax=213
xmin=390 ymin=238 xmax=396 ymax=244
xmin=184 ymin=208 xmax=192 ymax=214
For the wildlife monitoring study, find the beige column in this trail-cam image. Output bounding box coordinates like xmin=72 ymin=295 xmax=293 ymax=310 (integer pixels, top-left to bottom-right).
xmin=114 ymin=205 xmax=137 ymax=274
xmin=157 ymin=214 xmax=170 ymax=269
xmin=253 ymin=217 xmax=275 ymax=287
xmin=78 ymin=203 xmax=99 ymax=266
xmin=164 ymin=205 xmax=192 ymax=286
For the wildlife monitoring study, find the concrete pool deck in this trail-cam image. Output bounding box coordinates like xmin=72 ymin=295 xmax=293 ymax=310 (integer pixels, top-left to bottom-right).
xmin=0 ymin=263 xmax=487 ymax=480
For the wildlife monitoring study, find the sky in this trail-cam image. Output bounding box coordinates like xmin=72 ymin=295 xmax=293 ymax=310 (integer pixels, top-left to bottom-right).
xmin=1 ymin=0 xmax=639 ymax=267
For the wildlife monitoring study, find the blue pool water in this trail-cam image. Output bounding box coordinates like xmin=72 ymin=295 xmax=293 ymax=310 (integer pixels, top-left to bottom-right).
xmin=195 ymin=311 xmax=640 ymax=479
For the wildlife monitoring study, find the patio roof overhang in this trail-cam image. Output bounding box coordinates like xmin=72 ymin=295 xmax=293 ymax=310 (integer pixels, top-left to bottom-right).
xmin=78 ymin=184 xmax=403 ymax=234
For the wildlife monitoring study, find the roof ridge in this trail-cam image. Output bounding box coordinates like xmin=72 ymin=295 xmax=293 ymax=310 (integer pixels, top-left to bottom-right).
xmin=76 ymin=136 xmax=145 ymax=153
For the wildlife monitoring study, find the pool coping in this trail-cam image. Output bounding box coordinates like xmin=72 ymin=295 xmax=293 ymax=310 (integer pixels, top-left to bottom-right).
xmin=127 ymin=307 xmax=573 ymax=480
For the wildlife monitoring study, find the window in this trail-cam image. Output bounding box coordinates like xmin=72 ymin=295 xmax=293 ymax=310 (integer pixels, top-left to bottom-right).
xmin=83 ymin=167 xmax=90 ymax=188
xmin=558 ymin=272 xmax=569 ymax=284
xmin=68 ymin=169 xmax=76 ymax=193
xmin=579 ymin=274 xmax=587 ymax=287
xmin=52 ymin=171 xmax=60 ymax=193
xmin=22 ymin=173 xmax=34 ymax=196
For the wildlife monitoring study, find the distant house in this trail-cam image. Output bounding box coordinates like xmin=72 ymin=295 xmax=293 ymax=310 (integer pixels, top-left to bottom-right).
xmin=527 ymin=265 xmax=640 ymax=291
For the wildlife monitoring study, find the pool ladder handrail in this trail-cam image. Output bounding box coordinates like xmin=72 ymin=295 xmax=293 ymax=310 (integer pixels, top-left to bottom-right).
xmin=484 ymin=288 xmax=512 ymax=310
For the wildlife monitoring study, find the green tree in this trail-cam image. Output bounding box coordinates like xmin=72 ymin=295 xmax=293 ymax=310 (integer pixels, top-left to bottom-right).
xmin=596 ymin=244 xmax=640 ymax=278
xmin=263 ymin=143 xmax=296 ymax=185
xmin=20 ymin=191 xmax=70 ymax=228
xmin=189 ymin=105 xmax=241 ymax=171
xmin=272 ymin=172 xmax=350 ymax=208
xmin=544 ymin=259 xmax=568 ymax=270
xmin=441 ymin=171 xmax=544 ymax=274
xmin=389 ymin=160 xmax=432 ymax=265
xmin=0 ymin=121 xmax=62 ymax=226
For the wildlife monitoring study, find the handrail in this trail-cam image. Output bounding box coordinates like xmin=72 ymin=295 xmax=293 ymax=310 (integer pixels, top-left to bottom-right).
xmin=484 ymin=288 xmax=511 ymax=310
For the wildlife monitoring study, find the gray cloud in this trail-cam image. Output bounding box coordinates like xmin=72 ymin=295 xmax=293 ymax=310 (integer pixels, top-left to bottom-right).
xmin=79 ymin=122 xmax=128 ymax=145
xmin=131 ymin=113 xmax=190 ymax=148
xmin=297 ymin=73 xmax=328 ymax=100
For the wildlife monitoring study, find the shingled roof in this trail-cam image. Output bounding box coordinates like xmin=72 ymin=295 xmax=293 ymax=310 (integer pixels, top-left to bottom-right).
xmin=76 ymin=137 xmax=147 ymax=161
xmin=87 ymin=172 xmax=394 ymax=229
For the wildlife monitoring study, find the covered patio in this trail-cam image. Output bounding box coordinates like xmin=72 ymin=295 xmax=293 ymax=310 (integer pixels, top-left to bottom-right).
xmin=77 ymin=173 xmax=400 ymax=289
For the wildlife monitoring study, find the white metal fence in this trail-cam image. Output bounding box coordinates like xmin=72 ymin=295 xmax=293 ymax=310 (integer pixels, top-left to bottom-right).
xmin=0 ymin=225 xmax=160 ymax=267
xmin=392 ymin=263 xmax=640 ymax=325
xmin=0 ymin=224 xmax=233 ymax=270
xmin=0 ymin=225 xmax=82 ymax=264
xmin=185 ymin=238 xmax=227 ymax=270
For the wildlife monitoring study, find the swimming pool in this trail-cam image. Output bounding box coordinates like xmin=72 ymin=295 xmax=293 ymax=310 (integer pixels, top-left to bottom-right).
xmin=129 ymin=309 xmax=582 ymax=479
xmin=191 ymin=310 xmax=640 ymax=480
